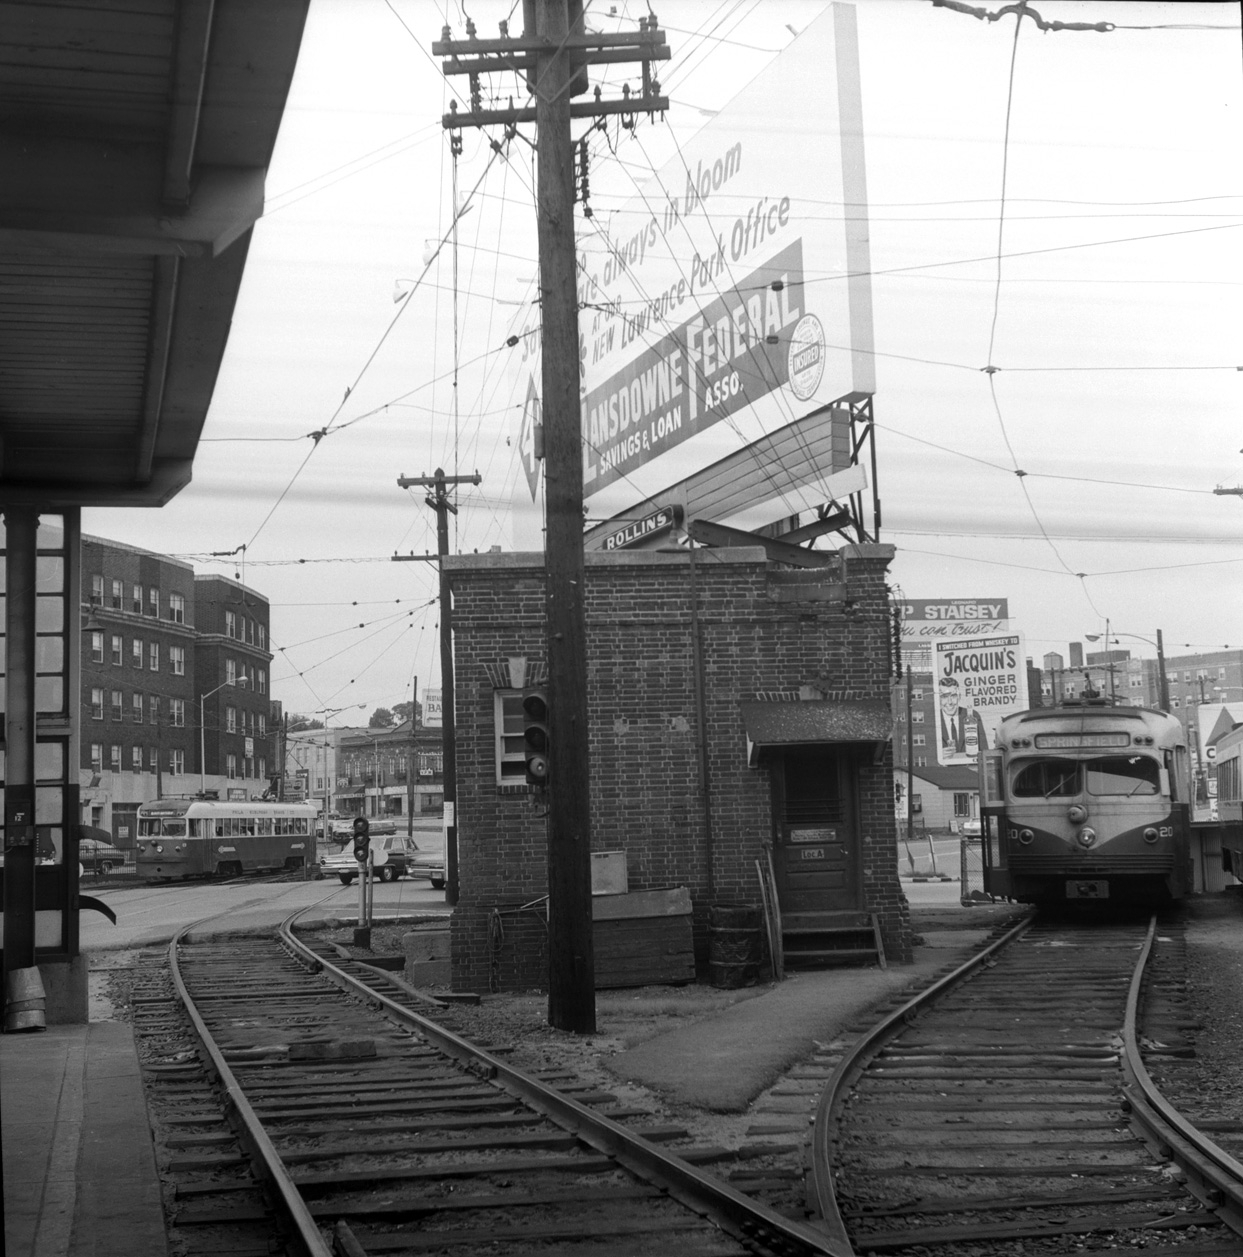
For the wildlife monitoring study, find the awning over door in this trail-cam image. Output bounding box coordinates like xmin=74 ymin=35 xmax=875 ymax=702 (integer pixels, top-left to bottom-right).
xmin=740 ymin=700 xmax=893 ymax=768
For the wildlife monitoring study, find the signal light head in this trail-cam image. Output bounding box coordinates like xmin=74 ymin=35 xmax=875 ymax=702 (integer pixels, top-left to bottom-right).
xmin=521 ymin=686 xmax=550 ymax=787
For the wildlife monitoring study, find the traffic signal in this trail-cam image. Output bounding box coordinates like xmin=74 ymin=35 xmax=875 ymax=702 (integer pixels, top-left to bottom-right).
xmin=352 ymin=816 xmax=371 ymax=862
xmin=522 ymin=687 xmax=550 ymax=787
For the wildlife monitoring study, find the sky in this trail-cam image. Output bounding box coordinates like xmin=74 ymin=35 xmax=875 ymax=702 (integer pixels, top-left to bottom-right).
xmin=82 ymin=0 xmax=1243 ymax=723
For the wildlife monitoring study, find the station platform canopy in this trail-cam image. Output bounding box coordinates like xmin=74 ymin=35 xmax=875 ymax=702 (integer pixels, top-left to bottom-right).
xmin=0 ymin=0 xmax=310 ymax=508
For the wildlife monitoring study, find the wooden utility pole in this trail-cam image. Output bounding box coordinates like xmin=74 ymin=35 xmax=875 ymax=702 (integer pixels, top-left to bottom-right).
xmin=434 ymin=4 xmax=668 ymax=1032
xmin=395 ymin=469 xmax=481 ymax=907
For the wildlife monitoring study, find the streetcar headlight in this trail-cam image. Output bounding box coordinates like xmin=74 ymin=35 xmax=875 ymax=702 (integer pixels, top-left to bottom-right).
xmin=153 ymin=843 xmax=163 ymax=854
xmin=1143 ymin=827 xmax=1159 ymax=844
xmin=1068 ymin=804 xmax=1087 ymax=824
xmin=1077 ymin=827 xmax=1097 ymax=848
xmin=1018 ymin=828 xmax=1034 ymax=845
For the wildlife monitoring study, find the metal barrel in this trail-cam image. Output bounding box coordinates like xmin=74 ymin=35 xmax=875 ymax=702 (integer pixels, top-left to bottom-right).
xmin=707 ymin=903 xmax=763 ymax=989
xmin=5 ymin=966 xmax=46 ymax=1032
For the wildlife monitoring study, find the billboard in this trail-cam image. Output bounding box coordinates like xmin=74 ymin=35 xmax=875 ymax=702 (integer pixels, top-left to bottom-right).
xmin=934 ymin=635 xmax=1028 ymax=768
xmin=512 ymin=3 xmax=873 ymax=547
xmin=423 ymin=689 xmax=442 ymax=729
xmin=899 ymin=598 xmax=1010 ymax=675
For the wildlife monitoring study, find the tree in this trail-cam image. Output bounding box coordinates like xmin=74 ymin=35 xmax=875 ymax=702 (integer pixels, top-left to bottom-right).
xmin=393 ymin=700 xmax=421 ymax=726
xmin=369 ymin=707 xmax=395 ymax=729
xmin=287 ymin=715 xmax=324 ymax=733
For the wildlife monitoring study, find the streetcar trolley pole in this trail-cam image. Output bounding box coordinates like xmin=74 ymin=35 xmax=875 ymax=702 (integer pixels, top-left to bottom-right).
xmin=352 ymin=817 xmax=372 ymax=949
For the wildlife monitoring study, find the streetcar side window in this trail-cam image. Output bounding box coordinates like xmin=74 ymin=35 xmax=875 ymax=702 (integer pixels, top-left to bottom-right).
xmin=1012 ymin=759 xmax=1079 ymax=798
xmin=1085 ymin=755 xmax=1159 ymax=796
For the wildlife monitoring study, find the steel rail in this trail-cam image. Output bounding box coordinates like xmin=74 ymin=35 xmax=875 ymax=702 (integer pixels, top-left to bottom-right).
xmin=1122 ymin=915 xmax=1243 ymax=1236
xmin=277 ymin=910 xmax=849 ymax=1257
xmin=168 ymin=914 xmax=336 ymax=1257
xmin=809 ymin=909 xmax=1037 ymax=1253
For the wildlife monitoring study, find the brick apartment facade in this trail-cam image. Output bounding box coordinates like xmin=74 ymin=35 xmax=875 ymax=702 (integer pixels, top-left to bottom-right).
xmin=79 ymin=538 xmax=273 ymax=840
xmin=445 ymin=544 xmax=912 ymax=993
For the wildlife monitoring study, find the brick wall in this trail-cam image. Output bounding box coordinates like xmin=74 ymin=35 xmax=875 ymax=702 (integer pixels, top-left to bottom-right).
xmin=447 ymin=544 xmax=912 ymax=993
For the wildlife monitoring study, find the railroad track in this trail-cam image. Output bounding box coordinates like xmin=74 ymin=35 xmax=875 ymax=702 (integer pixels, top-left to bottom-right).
xmin=812 ymin=912 xmax=1243 ymax=1256
xmin=130 ymin=907 xmax=848 ymax=1257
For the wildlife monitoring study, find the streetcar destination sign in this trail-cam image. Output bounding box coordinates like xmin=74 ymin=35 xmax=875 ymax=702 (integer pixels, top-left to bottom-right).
xmin=1034 ymin=733 xmax=1129 ymax=749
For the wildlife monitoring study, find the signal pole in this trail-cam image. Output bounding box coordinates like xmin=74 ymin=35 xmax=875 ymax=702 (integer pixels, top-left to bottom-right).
xmin=434 ymin=3 xmax=669 ymax=1032
xmin=396 ymin=468 xmax=481 ymax=907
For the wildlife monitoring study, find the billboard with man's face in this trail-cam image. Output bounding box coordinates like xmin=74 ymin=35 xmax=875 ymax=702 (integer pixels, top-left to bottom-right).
xmin=934 ymin=635 xmax=1028 ymax=767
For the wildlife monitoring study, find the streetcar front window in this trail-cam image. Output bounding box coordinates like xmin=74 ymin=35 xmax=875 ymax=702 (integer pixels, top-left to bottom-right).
xmin=1012 ymin=760 xmax=1080 ymax=798
xmin=162 ymin=820 xmax=187 ymax=836
xmin=1085 ymin=755 xmax=1159 ymax=796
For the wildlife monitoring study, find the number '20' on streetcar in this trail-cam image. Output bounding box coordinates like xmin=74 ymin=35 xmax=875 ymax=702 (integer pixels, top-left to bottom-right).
xmin=136 ymin=798 xmax=318 ymax=880
xmin=978 ymin=702 xmax=1192 ymax=905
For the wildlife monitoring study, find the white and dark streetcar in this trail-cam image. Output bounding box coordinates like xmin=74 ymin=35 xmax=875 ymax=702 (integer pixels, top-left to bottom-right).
xmin=980 ymin=702 xmax=1192 ymax=904
xmin=136 ymin=798 xmax=318 ymax=879
xmin=1208 ymin=723 xmax=1243 ymax=883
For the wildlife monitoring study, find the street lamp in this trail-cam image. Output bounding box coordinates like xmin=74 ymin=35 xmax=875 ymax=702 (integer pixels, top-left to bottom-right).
xmin=199 ymin=676 xmax=247 ymax=795
xmin=1085 ymin=627 xmax=1169 ymax=711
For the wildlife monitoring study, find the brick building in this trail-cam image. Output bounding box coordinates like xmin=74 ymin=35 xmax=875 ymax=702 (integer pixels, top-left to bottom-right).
xmin=79 ymin=538 xmax=273 ymax=840
xmin=445 ymin=544 xmax=912 ymax=994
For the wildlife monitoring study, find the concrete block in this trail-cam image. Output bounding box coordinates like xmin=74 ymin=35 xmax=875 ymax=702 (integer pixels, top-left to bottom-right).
xmin=41 ymin=957 xmax=89 ymax=1026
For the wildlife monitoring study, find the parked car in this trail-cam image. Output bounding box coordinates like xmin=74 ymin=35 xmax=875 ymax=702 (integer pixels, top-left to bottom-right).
xmin=960 ymin=819 xmax=982 ymax=838
xmin=79 ymin=836 xmax=128 ymax=873
xmin=319 ymin=833 xmax=445 ymax=889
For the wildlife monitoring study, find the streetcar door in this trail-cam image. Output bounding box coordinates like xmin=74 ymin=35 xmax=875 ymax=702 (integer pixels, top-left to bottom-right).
xmin=771 ymin=748 xmax=860 ymax=913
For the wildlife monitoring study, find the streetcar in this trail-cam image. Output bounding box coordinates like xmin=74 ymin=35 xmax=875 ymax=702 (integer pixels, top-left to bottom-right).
xmin=136 ymin=798 xmax=318 ymax=880
xmin=979 ymin=700 xmax=1192 ymax=905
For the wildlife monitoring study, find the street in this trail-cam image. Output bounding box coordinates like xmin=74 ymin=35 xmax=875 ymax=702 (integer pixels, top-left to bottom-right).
xmin=81 ymin=875 xmax=451 ymax=952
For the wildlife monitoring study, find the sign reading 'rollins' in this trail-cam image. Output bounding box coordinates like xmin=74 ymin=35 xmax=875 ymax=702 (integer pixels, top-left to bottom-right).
xmin=583 ymin=240 xmax=805 ymax=493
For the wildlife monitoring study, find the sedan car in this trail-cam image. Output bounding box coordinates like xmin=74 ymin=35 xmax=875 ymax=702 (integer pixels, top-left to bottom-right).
xmin=79 ymin=836 xmax=129 ymax=873
xmin=320 ymin=833 xmax=445 ymax=888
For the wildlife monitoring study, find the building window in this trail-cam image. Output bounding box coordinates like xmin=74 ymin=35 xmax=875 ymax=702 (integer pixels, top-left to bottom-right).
xmin=226 ymin=706 xmax=237 ymax=734
xmin=225 ymin=610 xmax=237 ymax=639
xmin=169 ymin=592 xmax=185 ymax=624
xmin=147 ymin=588 xmax=159 ymax=618
xmin=149 ymin=748 xmax=158 ymax=773
xmin=953 ymin=792 xmax=971 ymax=817
xmin=110 ymin=579 xmax=123 ymax=610
xmin=226 ymin=753 xmax=237 ymax=779
xmin=257 ymin=714 xmax=266 ymax=737
xmin=257 ymin=669 xmax=267 ymax=695
xmin=226 ymin=658 xmax=237 ymax=684
xmin=132 ymin=583 xmax=142 ymax=614
xmin=132 ymin=639 xmax=143 ymax=668
xmin=110 ymin=745 xmax=121 ymax=773
xmin=170 ymin=698 xmax=185 ymax=728
xmin=170 ymin=749 xmax=184 ymax=775
xmin=149 ymin=642 xmax=159 ymax=671
xmin=911 ymin=711 xmax=925 ymax=724
xmin=90 ymin=688 xmax=104 ymax=719
xmin=132 ymin=693 xmax=143 ymax=723
xmin=149 ymin=695 xmax=160 ymax=724
xmin=111 ymin=635 xmax=122 ymax=666
xmin=131 ymin=746 xmax=143 ymax=773
xmin=90 ymin=744 xmax=103 ymax=771
xmin=90 ymin=574 xmax=104 ymax=605
xmin=247 ymin=619 xmax=255 ymax=645
xmin=915 ymin=756 xmax=927 ymax=768
xmin=912 ymin=733 xmax=926 ymax=746
xmin=90 ymin=631 xmax=104 ymax=663
xmin=170 ymin=645 xmax=185 ymax=676
xmin=258 ymin=624 xmax=266 ymax=649
xmin=910 ymin=688 xmax=924 ymax=701
xmin=494 ymin=690 xmax=528 ymax=785
xmin=110 ymin=690 xmax=122 ymax=720
xmin=258 ymin=757 xmax=267 ymax=780
xmin=1172 ymin=698 xmax=1181 ymax=709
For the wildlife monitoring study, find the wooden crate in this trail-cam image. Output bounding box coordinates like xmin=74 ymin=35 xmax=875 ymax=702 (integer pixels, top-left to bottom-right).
xmin=592 ymin=887 xmax=695 ymax=988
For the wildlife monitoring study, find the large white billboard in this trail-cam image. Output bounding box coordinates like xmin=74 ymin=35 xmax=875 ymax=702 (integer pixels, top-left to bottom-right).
xmin=512 ymin=3 xmax=873 ymax=546
xmin=934 ymin=635 xmax=1028 ymax=768
xmin=899 ymin=598 xmax=1011 ymax=675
